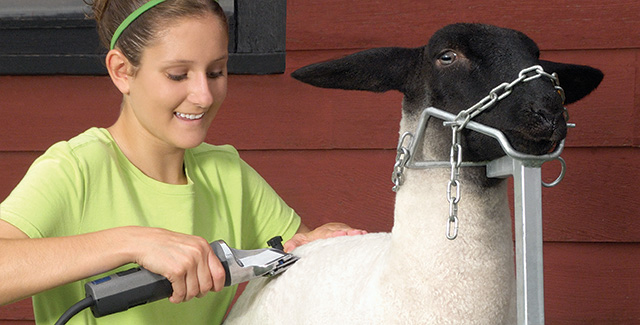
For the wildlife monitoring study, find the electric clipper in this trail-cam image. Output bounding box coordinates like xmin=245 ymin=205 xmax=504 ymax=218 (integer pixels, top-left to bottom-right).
xmin=55 ymin=236 xmax=298 ymax=324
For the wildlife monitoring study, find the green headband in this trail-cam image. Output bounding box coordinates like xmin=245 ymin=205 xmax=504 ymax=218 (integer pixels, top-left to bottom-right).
xmin=110 ymin=0 xmax=167 ymax=50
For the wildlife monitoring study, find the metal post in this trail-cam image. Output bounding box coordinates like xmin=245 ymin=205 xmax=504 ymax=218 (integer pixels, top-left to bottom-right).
xmin=487 ymin=156 xmax=545 ymax=325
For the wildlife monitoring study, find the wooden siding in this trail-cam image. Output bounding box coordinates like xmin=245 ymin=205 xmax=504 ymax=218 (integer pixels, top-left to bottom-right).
xmin=1 ymin=0 xmax=639 ymax=323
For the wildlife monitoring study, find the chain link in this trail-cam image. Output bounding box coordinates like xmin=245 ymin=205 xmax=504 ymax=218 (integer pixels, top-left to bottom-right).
xmin=446 ymin=65 xmax=562 ymax=126
xmin=392 ymin=132 xmax=414 ymax=192
xmin=446 ymin=126 xmax=463 ymax=239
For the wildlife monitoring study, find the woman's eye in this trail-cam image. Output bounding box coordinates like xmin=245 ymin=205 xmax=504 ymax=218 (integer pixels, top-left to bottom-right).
xmin=167 ymin=71 xmax=224 ymax=81
xmin=207 ymin=71 xmax=224 ymax=79
xmin=438 ymin=51 xmax=457 ymax=66
xmin=167 ymin=73 xmax=187 ymax=81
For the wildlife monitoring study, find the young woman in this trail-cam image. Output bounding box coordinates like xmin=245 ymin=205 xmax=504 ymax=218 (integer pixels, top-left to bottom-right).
xmin=0 ymin=0 xmax=364 ymax=323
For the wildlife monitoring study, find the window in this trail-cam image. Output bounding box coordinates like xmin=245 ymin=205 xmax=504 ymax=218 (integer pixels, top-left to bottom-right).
xmin=0 ymin=0 xmax=285 ymax=75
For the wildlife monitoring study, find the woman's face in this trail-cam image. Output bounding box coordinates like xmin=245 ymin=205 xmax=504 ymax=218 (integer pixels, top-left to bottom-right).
xmin=123 ymin=13 xmax=228 ymax=150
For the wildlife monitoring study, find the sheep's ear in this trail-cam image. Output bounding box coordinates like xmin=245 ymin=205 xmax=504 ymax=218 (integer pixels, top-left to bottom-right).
xmin=539 ymin=60 xmax=604 ymax=104
xmin=291 ymin=47 xmax=423 ymax=94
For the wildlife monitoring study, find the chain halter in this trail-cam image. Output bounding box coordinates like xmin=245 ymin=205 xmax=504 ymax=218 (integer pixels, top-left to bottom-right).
xmin=392 ymin=65 xmax=567 ymax=240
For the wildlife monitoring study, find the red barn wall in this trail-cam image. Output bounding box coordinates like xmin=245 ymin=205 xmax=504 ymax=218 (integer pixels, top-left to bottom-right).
xmin=1 ymin=0 xmax=639 ymax=324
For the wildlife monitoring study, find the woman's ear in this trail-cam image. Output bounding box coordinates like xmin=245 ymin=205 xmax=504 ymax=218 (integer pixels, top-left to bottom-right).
xmin=106 ymin=49 xmax=132 ymax=95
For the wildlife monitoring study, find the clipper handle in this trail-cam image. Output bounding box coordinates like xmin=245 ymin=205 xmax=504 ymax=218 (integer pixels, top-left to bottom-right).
xmin=84 ymin=267 xmax=172 ymax=317
xmin=85 ymin=241 xmax=231 ymax=317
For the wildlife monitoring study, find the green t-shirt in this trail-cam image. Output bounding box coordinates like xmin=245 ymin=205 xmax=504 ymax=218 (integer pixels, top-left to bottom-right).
xmin=0 ymin=127 xmax=301 ymax=324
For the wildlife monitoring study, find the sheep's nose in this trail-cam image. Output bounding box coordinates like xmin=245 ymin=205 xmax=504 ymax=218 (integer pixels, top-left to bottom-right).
xmin=533 ymin=107 xmax=558 ymax=127
xmin=531 ymin=87 xmax=565 ymax=122
xmin=531 ymin=106 xmax=567 ymax=141
xmin=551 ymin=114 xmax=568 ymax=141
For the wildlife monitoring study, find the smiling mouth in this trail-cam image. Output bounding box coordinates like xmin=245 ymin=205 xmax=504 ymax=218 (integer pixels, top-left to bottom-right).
xmin=175 ymin=112 xmax=205 ymax=120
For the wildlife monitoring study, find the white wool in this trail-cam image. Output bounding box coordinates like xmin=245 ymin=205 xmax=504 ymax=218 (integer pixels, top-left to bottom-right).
xmin=225 ymin=166 xmax=517 ymax=324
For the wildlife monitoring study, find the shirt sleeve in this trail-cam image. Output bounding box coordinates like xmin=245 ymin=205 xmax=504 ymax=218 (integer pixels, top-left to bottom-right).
xmin=238 ymin=158 xmax=301 ymax=249
xmin=0 ymin=141 xmax=85 ymax=238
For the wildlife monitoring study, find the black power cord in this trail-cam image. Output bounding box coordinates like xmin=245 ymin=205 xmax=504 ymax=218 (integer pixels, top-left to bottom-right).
xmin=54 ymin=296 xmax=95 ymax=325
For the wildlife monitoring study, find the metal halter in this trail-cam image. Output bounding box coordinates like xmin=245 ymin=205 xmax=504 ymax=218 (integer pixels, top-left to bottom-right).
xmin=392 ymin=65 xmax=569 ymax=240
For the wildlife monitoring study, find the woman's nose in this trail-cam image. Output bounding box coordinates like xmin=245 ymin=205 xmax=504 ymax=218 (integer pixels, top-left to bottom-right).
xmin=188 ymin=74 xmax=214 ymax=108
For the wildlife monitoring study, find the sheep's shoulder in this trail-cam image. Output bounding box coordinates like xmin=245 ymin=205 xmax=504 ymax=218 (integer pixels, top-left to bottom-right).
xmin=225 ymin=233 xmax=391 ymax=324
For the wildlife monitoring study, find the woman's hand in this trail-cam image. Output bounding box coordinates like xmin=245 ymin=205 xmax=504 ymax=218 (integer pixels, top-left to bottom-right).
xmin=123 ymin=227 xmax=226 ymax=303
xmin=283 ymin=222 xmax=367 ymax=253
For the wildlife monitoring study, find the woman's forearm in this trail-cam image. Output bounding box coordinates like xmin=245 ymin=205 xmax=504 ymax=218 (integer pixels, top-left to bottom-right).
xmin=0 ymin=227 xmax=133 ymax=305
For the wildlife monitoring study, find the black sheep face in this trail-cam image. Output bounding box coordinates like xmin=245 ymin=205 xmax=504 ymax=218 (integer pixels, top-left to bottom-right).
xmin=292 ymin=23 xmax=604 ymax=162
xmin=424 ymin=24 xmax=602 ymax=160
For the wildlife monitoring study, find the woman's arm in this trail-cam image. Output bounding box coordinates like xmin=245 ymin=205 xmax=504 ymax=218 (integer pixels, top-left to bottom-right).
xmin=0 ymin=220 xmax=225 ymax=305
xmin=283 ymin=222 xmax=367 ymax=253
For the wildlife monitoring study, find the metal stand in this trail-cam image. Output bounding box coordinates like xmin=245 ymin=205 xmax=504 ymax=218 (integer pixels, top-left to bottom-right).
xmin=487 ymin=156 xmax=546 ymax=325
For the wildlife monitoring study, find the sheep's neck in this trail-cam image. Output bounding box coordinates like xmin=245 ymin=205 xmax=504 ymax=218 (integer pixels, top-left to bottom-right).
xmin=391 ymin=110 xmax=514 ymax=259
xmin=391 ymin=167 xmax=512 ymax=248
xmin=383 ymin=113 xmax=516 ymax=322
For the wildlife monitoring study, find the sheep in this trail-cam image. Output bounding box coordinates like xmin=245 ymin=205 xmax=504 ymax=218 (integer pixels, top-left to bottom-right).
xmin=224 ymin=23 xmax=603 ymax=324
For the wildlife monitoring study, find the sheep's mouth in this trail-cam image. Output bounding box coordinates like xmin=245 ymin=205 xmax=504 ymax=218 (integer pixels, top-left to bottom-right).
xmin=463 ymin=112 xmax=567 ymax=160
xmin=504 ymin=127 xmax=565 ymax=155
xmin=502 ymin=111 xmax=567 ymax=155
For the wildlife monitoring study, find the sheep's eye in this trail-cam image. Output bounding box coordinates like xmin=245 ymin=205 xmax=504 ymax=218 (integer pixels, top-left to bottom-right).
xmin=438 ymin=51 xmax=457 ymax=66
